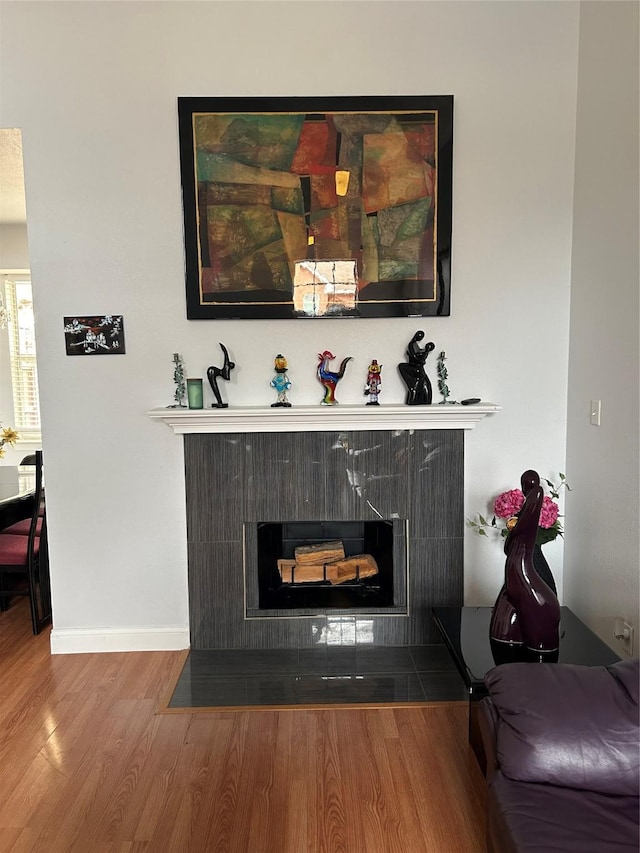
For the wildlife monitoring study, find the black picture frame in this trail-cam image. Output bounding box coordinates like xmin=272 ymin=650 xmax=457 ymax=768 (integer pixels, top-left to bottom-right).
xmin=178 ymin=95 xmax=453 ymax=320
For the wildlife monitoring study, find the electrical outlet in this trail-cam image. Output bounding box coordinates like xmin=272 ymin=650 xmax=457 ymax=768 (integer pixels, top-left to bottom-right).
xmin=613 ymin=618 xmax=634 ymax=655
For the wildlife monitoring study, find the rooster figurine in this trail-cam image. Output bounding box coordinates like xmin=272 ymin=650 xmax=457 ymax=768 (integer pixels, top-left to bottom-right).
xmin=317 ymin=350 xmax=352 ymax=405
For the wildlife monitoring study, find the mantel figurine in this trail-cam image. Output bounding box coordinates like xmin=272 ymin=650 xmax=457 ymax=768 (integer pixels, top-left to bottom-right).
xmin=169 ymin=352 xmax=187 ymax=408
xmin=398 ymin=331 xmax=435 ymax=405
xmin=317 ymin=350 xmax=352 ymax=405
xmin=270 ymin=354 xmax=292 ymax=407
xmin=436 ymin=350 xmax=457 ymax=404
xmin=364 ymin=359 xmax=382 ymax=405
xmin=207 ymin=343 xmax=235 ymax=408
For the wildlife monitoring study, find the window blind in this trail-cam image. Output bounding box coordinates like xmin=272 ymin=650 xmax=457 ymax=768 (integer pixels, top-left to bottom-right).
xmin=4 ymin=279 xmax=41 ymax=440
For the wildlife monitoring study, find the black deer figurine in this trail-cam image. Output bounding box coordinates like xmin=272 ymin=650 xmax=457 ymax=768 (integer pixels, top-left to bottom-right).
xmin=207 ymin=343 xmax=235 ymax=408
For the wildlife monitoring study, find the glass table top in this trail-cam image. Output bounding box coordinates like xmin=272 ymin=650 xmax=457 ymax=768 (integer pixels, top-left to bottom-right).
xmin=433 ymin=606 xmax=621 ymax=695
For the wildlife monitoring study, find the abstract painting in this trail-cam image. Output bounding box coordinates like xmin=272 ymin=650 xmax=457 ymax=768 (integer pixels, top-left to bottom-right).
xmin=178 ymin=96 xmax=453 ymax=320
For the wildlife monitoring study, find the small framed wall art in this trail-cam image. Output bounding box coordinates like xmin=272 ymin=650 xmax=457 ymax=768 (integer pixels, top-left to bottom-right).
xmin=63 ymin=315 xmax=125 ymax=355
xmin=178 ymin=95 xmax=454 ymax=320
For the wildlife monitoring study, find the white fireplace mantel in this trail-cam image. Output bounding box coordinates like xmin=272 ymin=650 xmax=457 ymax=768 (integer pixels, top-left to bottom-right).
xmin=147 ymin=402 xmax=501 ymax=434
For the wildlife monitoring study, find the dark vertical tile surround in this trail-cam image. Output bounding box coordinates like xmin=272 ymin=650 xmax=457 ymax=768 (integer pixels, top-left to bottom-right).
xmin=185 ymin=429 xmax=464 ymax=649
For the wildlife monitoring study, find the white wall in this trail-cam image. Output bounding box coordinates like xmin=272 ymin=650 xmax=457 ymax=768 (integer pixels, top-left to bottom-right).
xmin=564 ymin=1 xmax=639 ymax=655
xmin=0 ymin=1 xmax=581 ymax=651
xmin=0 ymin=224 xmax=30 ymax=270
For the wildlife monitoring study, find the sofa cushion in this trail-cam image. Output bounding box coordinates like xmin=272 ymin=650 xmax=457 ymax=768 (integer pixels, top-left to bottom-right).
xmin=488 ymin=770 xmax=640 ymax=853
xmin=484 ymin=659 xmax=639 ymax=795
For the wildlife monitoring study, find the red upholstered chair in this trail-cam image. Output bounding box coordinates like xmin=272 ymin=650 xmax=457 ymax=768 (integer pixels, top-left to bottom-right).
xmin=2 ymin=452 xmax=46 ymax=536
xmin=0 ymin=451 xmax=44 ymax=536
xmin=2 ymin=515 xmax=44 ymax=536
xmin=0 ymin=450 xmax=51 ymax=634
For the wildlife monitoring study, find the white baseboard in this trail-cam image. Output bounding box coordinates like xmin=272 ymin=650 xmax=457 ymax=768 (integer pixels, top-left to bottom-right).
xmin=49 ymin=626 xmax=190 ymax=654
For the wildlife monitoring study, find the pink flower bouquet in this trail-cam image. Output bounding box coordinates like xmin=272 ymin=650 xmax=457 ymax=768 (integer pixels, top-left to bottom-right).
xmin=469 ymin=473 xmax=569 ymax=546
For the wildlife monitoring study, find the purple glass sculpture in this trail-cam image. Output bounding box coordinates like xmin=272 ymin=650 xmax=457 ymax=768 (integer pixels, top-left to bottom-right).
xmin=490 ymin=469 xmax=561 ymax=654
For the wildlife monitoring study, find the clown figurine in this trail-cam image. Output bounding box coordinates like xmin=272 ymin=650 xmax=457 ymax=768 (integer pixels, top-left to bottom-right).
xmin=364 ymin=359 xmax=382 ymax=405
xmin=270 ymin=354 xmax=292 ymax=407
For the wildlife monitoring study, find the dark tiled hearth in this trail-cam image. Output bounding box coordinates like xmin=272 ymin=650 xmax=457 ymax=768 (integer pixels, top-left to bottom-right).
xmin=168 ymin=644 xmax=467 ymax=708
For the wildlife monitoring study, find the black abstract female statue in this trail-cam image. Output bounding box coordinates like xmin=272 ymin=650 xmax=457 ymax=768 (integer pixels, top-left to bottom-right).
xmin=207 ymin=343 xmax=235 ymax=408
xmin=398 ymin=331 xmax=435 ymax=405
xmin=490 ymin=469 xmax=561 ymax=656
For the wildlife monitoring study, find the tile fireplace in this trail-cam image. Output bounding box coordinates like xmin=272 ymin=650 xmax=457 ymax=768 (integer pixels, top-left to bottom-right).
xmin=148 ymin=403 xmax=499 ymax=650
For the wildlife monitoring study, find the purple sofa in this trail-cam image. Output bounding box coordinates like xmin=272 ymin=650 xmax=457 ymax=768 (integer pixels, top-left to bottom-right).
xmin=478 ymin=658 xmax=639 ymax=853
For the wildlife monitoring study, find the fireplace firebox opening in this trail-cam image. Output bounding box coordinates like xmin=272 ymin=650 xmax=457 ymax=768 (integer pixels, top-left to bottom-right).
xmin=245 ymin=519 xmax=408 ymax=617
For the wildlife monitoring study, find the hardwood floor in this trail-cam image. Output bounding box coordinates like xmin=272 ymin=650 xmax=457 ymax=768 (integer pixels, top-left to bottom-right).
xmin=0 ymin=598 xmax=486 ymax=852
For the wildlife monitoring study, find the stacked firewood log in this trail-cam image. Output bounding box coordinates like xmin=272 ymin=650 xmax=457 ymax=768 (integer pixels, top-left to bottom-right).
xmin=277 ymin=540 xmax=378 ymax=584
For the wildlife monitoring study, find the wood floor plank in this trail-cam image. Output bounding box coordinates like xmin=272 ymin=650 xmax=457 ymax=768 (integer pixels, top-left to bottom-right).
xmin=0 ymin=826 xmax=27 ymax=852
xmin=268 ymin=712 xmax=301 ymax=851
xmin=381 ymin=713 xmax=436 ymax=848
xmin=135 ymin=715 xmax=203 ymax=849
xmin=315 ymin=710 xmax=351 ymax=853
xmin=128 ymin=714 xmax=193 ymax=845
xmin=245 ymin=712 xmax=285 ymax=853
xmin=285 ymin=708 xmax=315 ymax=851
xmin=340 ymin=710 xmax=403 ymax=852
xmin=201 ymin=712 xmax=255 ymax=852
xmin=0 ymin=598 xmax=486 ymax=852
xmin=33 ymin=699 xmax=153 ymax=852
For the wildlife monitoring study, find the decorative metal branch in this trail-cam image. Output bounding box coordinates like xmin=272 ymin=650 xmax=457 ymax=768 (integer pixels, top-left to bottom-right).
xmin=170 ymin=352 xmax=187 ymax=408
xmin=437 ymin=350 xmax=456 ymax=404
